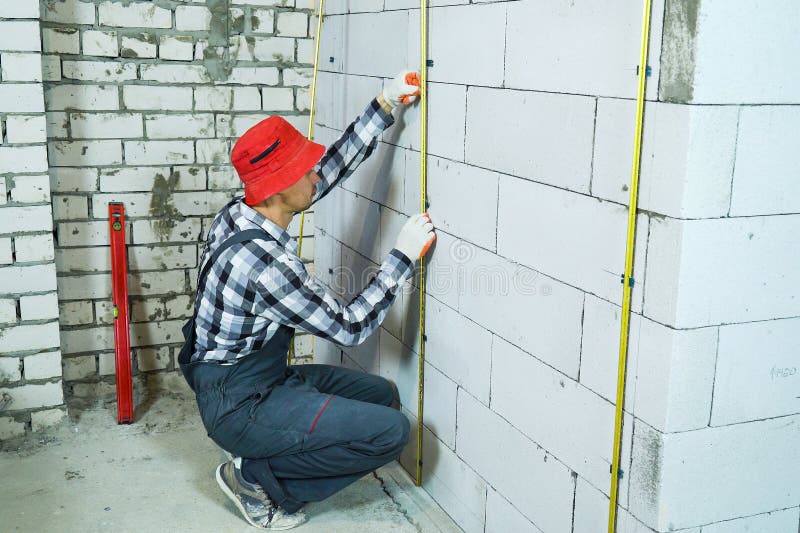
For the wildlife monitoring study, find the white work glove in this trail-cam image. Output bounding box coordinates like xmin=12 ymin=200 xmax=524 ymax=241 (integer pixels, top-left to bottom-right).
xmin=394 ymin=213 xmax=436 ymax=261
xmin=382 ymin=70 xmax=421 ymax=108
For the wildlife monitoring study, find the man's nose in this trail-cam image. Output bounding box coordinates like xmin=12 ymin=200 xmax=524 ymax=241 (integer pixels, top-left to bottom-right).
xmin=310 ymin=172 xmax=322 ymax=184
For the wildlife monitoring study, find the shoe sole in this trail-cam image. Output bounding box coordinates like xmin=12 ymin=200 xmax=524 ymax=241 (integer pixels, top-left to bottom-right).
xmin=215 ymin=463 xmax=303 ymax=531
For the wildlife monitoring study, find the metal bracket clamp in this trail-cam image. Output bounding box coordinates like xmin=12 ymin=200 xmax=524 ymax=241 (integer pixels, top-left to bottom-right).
xmin=619 ymin=274 xmax=635 ymax=287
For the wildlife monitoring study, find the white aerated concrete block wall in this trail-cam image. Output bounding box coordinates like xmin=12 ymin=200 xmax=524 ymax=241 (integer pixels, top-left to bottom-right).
xmin=313 ymin=1 xmax=800 ymax=532
xmin=0 ymin=1 xmax=66 ymax=441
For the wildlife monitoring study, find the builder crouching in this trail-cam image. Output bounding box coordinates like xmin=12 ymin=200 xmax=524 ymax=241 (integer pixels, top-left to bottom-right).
xmin=176 ymin=71 xmax=434 ymax=530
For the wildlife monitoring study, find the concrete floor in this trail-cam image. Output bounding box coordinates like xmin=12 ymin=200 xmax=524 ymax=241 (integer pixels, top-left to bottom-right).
xmin=0 ymin=383 xmax=461 ymax=532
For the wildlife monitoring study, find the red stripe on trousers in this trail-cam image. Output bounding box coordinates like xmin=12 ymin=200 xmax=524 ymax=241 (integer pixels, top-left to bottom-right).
xmin=308 ymin=394 xmax=335 ymax=434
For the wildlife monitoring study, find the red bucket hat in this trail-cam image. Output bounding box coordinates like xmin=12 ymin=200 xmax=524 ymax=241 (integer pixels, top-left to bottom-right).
xmin=231 ymin=116 xmax=326 ymax=206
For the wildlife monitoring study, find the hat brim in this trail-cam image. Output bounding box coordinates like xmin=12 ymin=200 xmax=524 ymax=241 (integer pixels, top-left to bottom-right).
xmin=243 ymin=140 xmax=326 ymax=206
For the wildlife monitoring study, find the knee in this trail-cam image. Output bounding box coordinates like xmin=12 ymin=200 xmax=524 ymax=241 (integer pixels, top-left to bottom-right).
xmin=367 ymin=376 xmax=397 ymax=407
xmin=381 ymin=409 xmax=410 ymax=453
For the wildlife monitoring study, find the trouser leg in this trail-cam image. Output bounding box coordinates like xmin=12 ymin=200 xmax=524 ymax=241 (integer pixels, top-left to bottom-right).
xmin=290 ymin=363 xmax=397 ymax=406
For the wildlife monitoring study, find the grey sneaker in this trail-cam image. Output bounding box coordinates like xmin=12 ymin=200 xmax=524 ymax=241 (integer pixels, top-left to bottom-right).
xmin=215 ymin=460 xmax=306 ymax=530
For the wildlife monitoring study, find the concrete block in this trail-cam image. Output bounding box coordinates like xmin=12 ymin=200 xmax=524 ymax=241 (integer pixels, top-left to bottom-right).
xmin=711 ymin=318 xmax=800 ymax=425
xmin=314 ymin=71 xmax=382 ymax=132
xmin=121 ymin=33 xmax=157 ymax=58
xmin=62 ymin=60 xmax=136 ymax=82
xmin=42 ymin=0 xmax=95 ymax=25
xmin=123 ymin=86 xmax=193 ymax=111
xmin=0 ymin=145 xmax=48 ymax=173
xmin=23 ymin=351 xmax=62 ymax=380
xmin=421 ymin=363 xmax=457 ymax=448
xmin=98 ymin=1 xmax=172 ymax=29
xmin=0 ymin=52 xmax=42 ymax=81
xmin=457 ymin=241 xmax=584 ymax=378
xmin=0 ymin=205 xmax=53 ymax=234
xmin=0 ymin=320 xmax=60 ymax=353
xmin=0 ymin=84 xmax=45 ymax=113
xmin=49 ymin=140 xmax=122 ymax=166
xmin=644 ymin=215 xmax=800 ymax=327
xmin=456 ymin=390 xmax=575 ymax=533
xmin=58 ymin=301 xmax=94 ymax=326
xmin=145 ymin=114 xmax=214 ymax=139
xmin=593 ymin=100 xmax=738 ymax=218
xmin=140 ymin=64 xmax=210 ymax=84
xmin=0 ymin=357 xmax=21 ymax=384
xmin=425 ymin=3 xmax=506 ymax=87
xmin=340 ymin=11 xmax=408 ymax=78
xmin=5 ymin=115 xmax=47 ymax=144
xmin=137 ymin=346 xmax=171 ymax=372
xmin=0 ymin=299 xmax=16 ymax=324
xmin=506 ymin=0 xmax=664 ymax=100
xmin=50 ymin=167 xmax=99 ymax=193
xmin=0 ymin=20 xmax=41 ymax=51
xmin=700 ymin=508 xmax=800 ymax=533
xmin=0 ymin=417 xmax=26 ymax=440
xmin=465 ymin=87 xmax=595 ymax=193
xmin=730 ymin=106 xmax=800 ymax=216
xmin=572 ymin=477 xmax=660 ymax=533
xmin=313 ymin=337 xmax=341 ymax=366
xmin=276 ymin=11 xmax=307 ymax=37
xmin=19 ymin=293 xmax=59 ymax=321
xmin=327 ymin=188 xmax=381 ymax=264
xmin=485 ymin=488 xmax=543 ymax=533
xmin=630 ymin=416 xmax=800 ymax=530
xmin=175 ymin=5 xmax=212 ymax=31
xmin=158 ymin=35 xmax=193 ymax=61
xmin=31 ymin=408 xmax=67 ymax=432
xmin=0 ymin=382 xmax=64 ymax=411
xmin=378 ymin=332 xmax=419 ymax=416
xmin=63 ymin=355 xmax=96 ymax=381
xmin=46 ymin=84 xmax=118 ymax=111
xmin=663 ymin=0 xmax=800 ymax=104
xmin=52 ymin=195 xmax=89 ymax=220
xmin=81 ymin=30 xmax=118 ymax=57
xmin=42 ymin=28 xmax=80 ymax=54
xmin=8 ymin=174 xmax=50 ymax=202
xmin=70 ymin=112 xmax=143 ymax=139
xmin=60 ymin=325 xmax=114 ymax=354
xmin=41 ymin=54 xmax=61 ymax=81
xmin=124 ymin=140 xmax=194 ymax=165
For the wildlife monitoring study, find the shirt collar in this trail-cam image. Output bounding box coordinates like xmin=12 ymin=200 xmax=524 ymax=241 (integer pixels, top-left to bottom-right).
xmin=235 ymin=198 xmax=297 ymax=253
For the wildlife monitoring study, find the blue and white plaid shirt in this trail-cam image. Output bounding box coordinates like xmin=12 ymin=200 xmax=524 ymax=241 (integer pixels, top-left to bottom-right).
xmin=192 ymin=98 xmax=413 ymax=363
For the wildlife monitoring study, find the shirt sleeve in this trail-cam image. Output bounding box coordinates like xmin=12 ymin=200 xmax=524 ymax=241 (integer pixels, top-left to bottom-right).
xmin=311 ymin=97 xmax=395 ymax=204
xmin=251 ymin=248 xmax=413 ymax=347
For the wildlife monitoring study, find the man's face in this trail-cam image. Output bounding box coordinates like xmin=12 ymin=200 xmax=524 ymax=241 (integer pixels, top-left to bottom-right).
xmin=277 ymin=169 xmax=321 ymax=213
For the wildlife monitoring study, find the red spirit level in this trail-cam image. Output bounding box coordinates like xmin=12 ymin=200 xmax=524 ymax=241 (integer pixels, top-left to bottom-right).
xmin=109 ymin=202 xmax=134 ymax=424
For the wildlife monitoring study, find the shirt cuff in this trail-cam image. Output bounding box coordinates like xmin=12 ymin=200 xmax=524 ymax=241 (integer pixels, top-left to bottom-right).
xmin=370 ymin=97 xmax=395 ymax=129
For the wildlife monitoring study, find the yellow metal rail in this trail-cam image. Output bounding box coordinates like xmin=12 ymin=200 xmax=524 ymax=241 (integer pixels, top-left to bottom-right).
xmin=289 ymin=0 xmax=325 ymax=366
xmin=415 ymin=0 xmax=429 ymax=487
xmin=608 ymin=0 xmax=653 ymax=530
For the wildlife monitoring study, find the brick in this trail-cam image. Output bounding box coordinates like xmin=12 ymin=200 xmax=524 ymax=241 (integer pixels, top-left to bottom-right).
xmin=23 ymin=351 xmax=62 ymax=380
xmin=130 ymin=319 xmax=184 ymax=347
xmin=45 ymin=84 xmax=119 ymax=111
xmin=296 ymin=38 xmax=314 ymax=64
xmin=466 ymin=87 xmax=595 ymax=193
xmin=98 ymin=352 xmax=115 ymax=375
xmin=497 ymin=175 xmax=647 ymax=310
xmin=645 ymin=215 xmax=800 ymax=328
xmin=158 ymin=35 xmax=193 ymax=61
xmin=56 ymin=273 xmax=109 ymax=300
xmin=63 ymin=355 xmax=96 ymax=380
xmin=251 ymin=8 xmax=275 ymax=33
xmin=129 ymin=270 xmax=186 ymax=296
xmin=0 ymin=146 xmax=48 ymax=173
xmin=145 ymin=113 xmax=214 ymax=139
xmin=49 ymin=140 xmax=122 ymax=166
xmin=58 ymin=300 xmax=94 ymax=326
xmin=593 ymin=100 xmax=738 ymax=219
xmin=282 ymin=67 xmax=312 ymax=87
xmin=100 ymin=166 xmax=202 ymax=193
xmin=60 ymin=326 xmax=113 ymax=354
xmin=120 ymin=33 xmax=157 ymax=59
xmin=0 ymin=417 xmax=26 ymax=440
xmin=0 ymin=52 xmax=43 ymax=82
xmin=41 ymin=54 xmax=61 ymax=81
xmin=70 ymin=112 xmax=142 ymax=140
xmin=140 ymin=64 xmax=211 ymax=84
xmin=124 ymin=140 xmax=195 ymax=165
xmin=252 ymin=36 xmax=295 ymax=62
xmin=9 ymin=174 xmax=50 ymax=202
xmin=130 ymin=298 xmax=165 ymax=323
xmin=90 ymin=192 xmax=153 ymax=218
xmin=276 ymin=11 xmax=307 ymax=37
xmin=226 ymin=66 xmax=279 ymax=85
xmin=15 ymin=233 xmax=56 ymax=263
xmin=164 ymin=295 xmax=192 ymax=319
xmin=485 ymin=488 xmax=542 ymax=533
xmin=0 ymin=205 xmax=53 ymax=234
xmin=56 ymin=221 xmax=108 ymax=246
xmin=0 ymin=2 xmax=40 ymax=18
xmin=131 ymin=218 xmax=202 ymax=244
xmin=208 ymin=166 xmax=240 ymax=190
xmin=129 ymin=244 xmax=196 ymax=270
xmin=0 ymin=299 xmax=16 ymax=324
xmin=630 ymin=417 xmax=800 ymax=530
xmin=175 ymin=5 xmax=212 ymax=31
xmin=0 ymin=321 xmax=60 ymax=352
xmin=62 ymin=60 xmax=136 ymax=82
xmin=0 ymin=238 xmax=10 ymax=264
xmin=136 ymin=346 xmax=171 ymax=372
xmin=233 ymin=87 xmax=261 ymax=110
xmin=0 ymin=357 xmax=21 ymax=384
xmin=506 ymin=0 xmax=663 ymax=99
xmin=196 ymin=138 xmax=228 ymax=164
xmin=0 ymin=84 xmax=45 ymax=113
xmin=262 ymin=87 xmax=294 ymax=111
xmin=6 ymin=115 xmax=47 ymax=144
xmin=711 ymin=318 xmax=800 ymax=425
xmin=457 ymin=240 xmax=584 ymax=378
xmin=457 ymin=390 xmax=575 ymax=533
xmin=81 ymin=30 xmax=118 ymax=57
xmin=194 ymin=87 xmax=233 ymax=111
xmin=730 ymin=106 xmax=800 ymax=216
xmin=98 ymin=1 xmax=172 ymax=29
xmin=19 ymin=293 xmax=59 ymax=321
xmin=50 ymin=167 xmax=98 ymax=192
xmin=42 ymin=0 xmax=95 ymax=25
xmin=31 ymin=408 xmax=67 ymax=432
xmin=123 ymin=86 xmax=193 ymax=111
xmin=42 ymin=28 xmax=80 ymax=54
xmin=0 ymin=20 xmax=41 ymax=51
xmin=0 ymin=181 xmax=5 ymax=206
